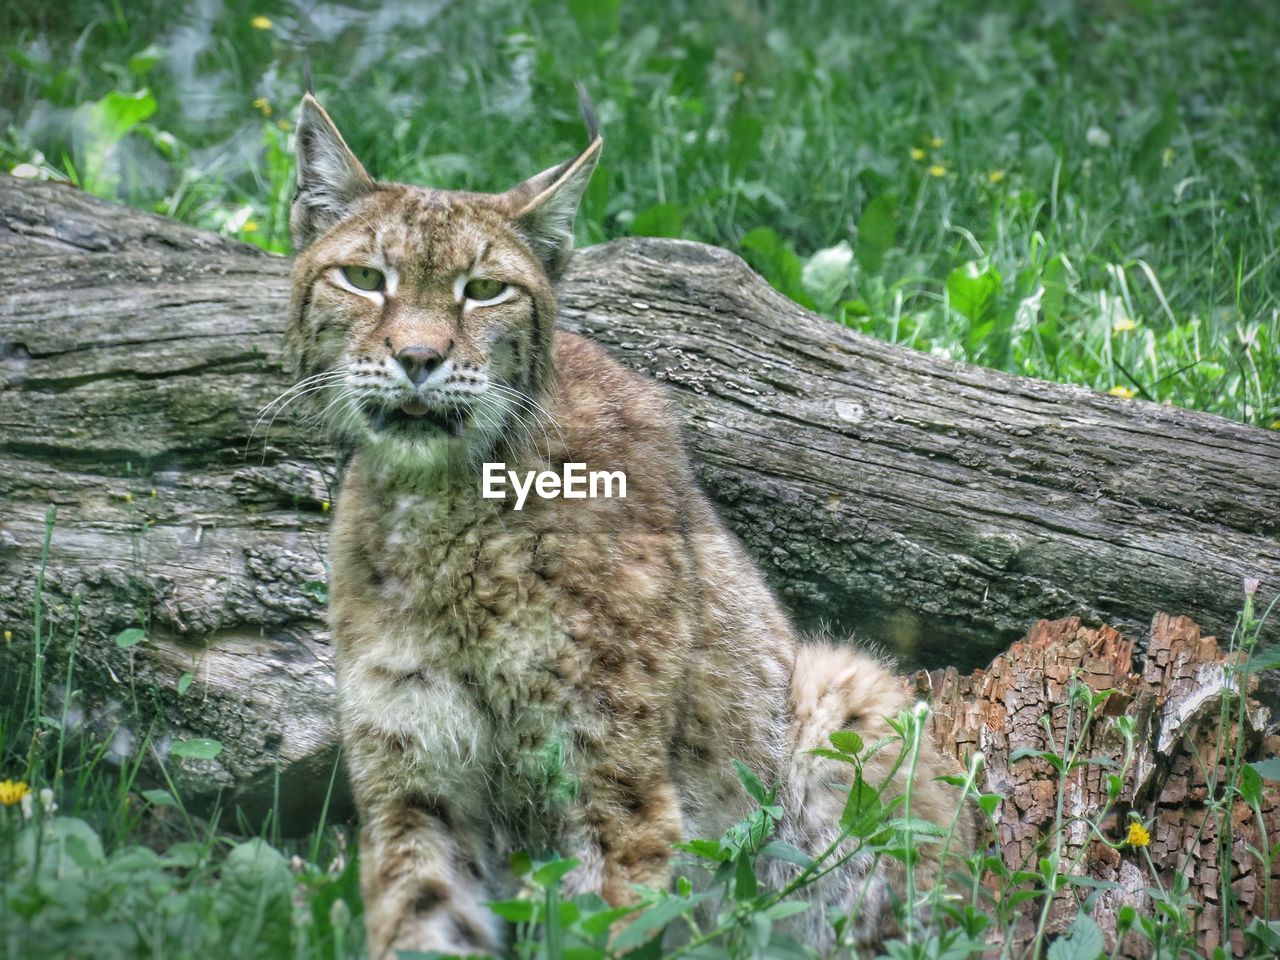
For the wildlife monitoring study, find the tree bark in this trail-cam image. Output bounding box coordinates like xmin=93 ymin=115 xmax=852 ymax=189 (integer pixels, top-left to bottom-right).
xmin=0 ymin=176 xmax=1276 ymax=823
xmin=554 ymin=246 xmax=1279 ymax=668
xmin=919 ymin=612 xmax=1280 ymax=958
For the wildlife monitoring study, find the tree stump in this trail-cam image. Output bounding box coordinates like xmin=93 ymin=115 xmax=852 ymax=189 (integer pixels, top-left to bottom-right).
xmin=920 ymin=612 xmax=1279 ymax=957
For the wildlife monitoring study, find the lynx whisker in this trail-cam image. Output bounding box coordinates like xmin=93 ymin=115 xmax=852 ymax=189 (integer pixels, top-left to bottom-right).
xmin=487 ymin=383 xmax=563 ymax=468
xmin=255 ymin=369 xmax=346 ymax=420
xmin=487 ymin=396 xmax=553 ymax=473
xmin=489 ymin=382 xmax=563 ymax=440
xmin=246 ymin=369 xmax=348 ymax=458
xmin=316 ymin=382 xmax=360 ymax=425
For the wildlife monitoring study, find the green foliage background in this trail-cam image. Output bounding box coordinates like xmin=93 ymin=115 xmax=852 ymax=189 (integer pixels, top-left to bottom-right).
xmin=2 ymin=0 xmax=1278 ymax=424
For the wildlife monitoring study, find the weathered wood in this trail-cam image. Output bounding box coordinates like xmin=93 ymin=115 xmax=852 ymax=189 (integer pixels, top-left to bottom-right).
xmin=554 ymin=248 xmax=1279 ymax=668
xmin=921 ymin=613 xmax=1279 ymax=957
xmin=0 ymin=176 xmax=1276 ymax=819
xmin=0 ymin=178 xmax=334 ymax=816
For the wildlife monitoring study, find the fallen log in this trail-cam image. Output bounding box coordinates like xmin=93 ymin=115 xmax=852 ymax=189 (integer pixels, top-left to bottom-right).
xmin=0 ymin=176 xmax=1276 ymax=821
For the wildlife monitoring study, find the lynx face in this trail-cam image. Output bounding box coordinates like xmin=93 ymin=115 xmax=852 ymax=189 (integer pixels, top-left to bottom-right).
xmin=285 ymin=94 xmax=600 ymax=471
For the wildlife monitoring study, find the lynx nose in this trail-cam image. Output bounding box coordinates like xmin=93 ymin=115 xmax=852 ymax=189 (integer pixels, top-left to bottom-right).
xmin=395 ymin=345 xmax=444 ymax=387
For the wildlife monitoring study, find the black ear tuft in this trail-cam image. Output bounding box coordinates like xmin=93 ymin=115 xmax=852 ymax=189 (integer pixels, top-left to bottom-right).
xmin=290 ymin=94 xmax=374 ymax=250
xmin=504 ymin=87 xmax=604 ymax=280
xmin=575 ymin=81 xmax=599 ymax=143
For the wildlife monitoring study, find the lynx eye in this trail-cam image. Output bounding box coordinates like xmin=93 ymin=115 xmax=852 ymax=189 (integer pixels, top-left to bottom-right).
xmin=340 ymin=265 xmax=385 ymax=292
xmin=463 ymin=277 xmax=507 ymax=302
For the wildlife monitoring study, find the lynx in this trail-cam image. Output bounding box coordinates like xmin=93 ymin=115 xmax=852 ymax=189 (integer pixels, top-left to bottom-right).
xmin=284 ymin=90 xmax=965 ymax=958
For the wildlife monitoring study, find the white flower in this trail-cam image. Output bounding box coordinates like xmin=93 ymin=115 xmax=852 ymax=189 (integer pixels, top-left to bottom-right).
xmin=39 ymin=788 xmax=57 ymax=815
xmin=1085 ymin=126 xmax=1111 ymax=148
xmin=19 ymin=791 xmax=34 ymax=821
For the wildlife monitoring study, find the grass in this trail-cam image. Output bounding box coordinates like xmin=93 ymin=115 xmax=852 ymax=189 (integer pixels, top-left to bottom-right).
xmin=2 ymin=510 xmax=364 ymax=960
xmin=1 ymin=0 xmax=1277 ymax=425
xmin=2 ymin=1 xmax=1280 ymax=957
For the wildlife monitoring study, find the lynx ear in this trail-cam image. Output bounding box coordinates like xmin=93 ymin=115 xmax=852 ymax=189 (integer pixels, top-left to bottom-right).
xmin=291 ymin=94 xmax=375 ymax=250
xmin=506 ymin=89 xmax=602 ymax=280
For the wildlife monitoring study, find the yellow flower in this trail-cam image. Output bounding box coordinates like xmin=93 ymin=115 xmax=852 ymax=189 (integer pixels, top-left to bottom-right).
xmin=123 ymin=491 xmax=133 ymax=503
xmin=910 ymin=147 xmax=926 ymax=161
xmin=252 ymin=97 xmax=273 ymax=118
xmin=732 ymin=71 xmax=745 ymax=85
xmin=988 ymin=169 xmax=1005 ymax=183
xmin=243 ymin=220 xmax=259 ymax=234
xmin=3 ymin=629 xmax=11 ymax=643
xmin=1270 ymin=419 xmax=1280 ymax=430
xmin=930 ymin=136 xmax=944 ymax=148
xmin=1113 ymin=316 xmax=1137 ymax=333
xmin=321 ymin=500 xmax=331 ymax=512
xmin=1126 ymin=821 xmax=1150 ymax=847
xmin=277 ymin=119 xmax=291 ymax=131
xmin=1109 ymin=386 xmax=1135 ymax=399
xmin=250 ymin=15 xmax=273 ymax=30
xmin=928 ymin=164 xmax=947 ymax=177
xmin=0 ymin=779 xmax=30 ymax=806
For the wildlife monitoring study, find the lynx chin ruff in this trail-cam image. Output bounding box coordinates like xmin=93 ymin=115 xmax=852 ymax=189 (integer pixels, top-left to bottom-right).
xmin=284 ymin=90 xmax=968 ymax=958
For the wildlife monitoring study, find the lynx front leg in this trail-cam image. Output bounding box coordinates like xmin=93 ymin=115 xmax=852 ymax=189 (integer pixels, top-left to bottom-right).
xmin=574 ymin=766 xmax=684 ymax=905
xmin=360 ymin=795 xmax=502 ymax=960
